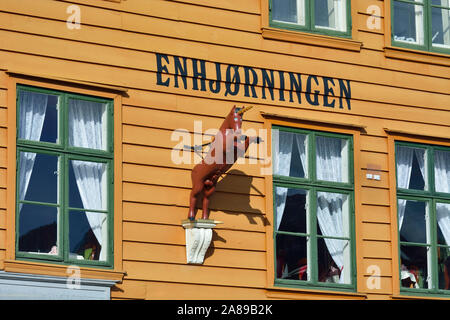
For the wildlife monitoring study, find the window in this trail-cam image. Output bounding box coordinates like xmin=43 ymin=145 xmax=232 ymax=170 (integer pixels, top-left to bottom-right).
xmin=395 ymin=142 xmax=450 ymax=295
xmin=269 ymin=0 xmax=351 ymax=37
xmin=272 ymin=126 xmax=355 ymax=290
xmin=16 ymin=85 xmax=114 ymax=268
xmin=392 ymin=0 xmax=450 ymax=54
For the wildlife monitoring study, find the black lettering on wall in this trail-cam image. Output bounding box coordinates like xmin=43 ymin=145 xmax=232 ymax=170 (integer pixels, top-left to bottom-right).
xmin=243 ymin=66 xmax=258 ymax=98
xmin=154 ymin=53 xmax=352 ymax=110
xmin=156 ymin=53 xmax=170 ymax=87
xmin=305 ymin=75 xmax=320 ymax=106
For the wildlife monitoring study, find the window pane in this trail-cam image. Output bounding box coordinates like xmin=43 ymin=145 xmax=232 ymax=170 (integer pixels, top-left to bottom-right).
xmin=18 ymin=91 xmax=58 ymax=143
xmin=69 ymin=160 xmax=107 ymax=211
xmin=432 ymin=7 xmax=450 ymax=48
xmin=272 ymin=0 xmax=305 ymax=25
xmin=393 ymin=1 xmax=425 ymax=45
xmin=276 ymin=234 xmax=309 ymax=281
xmin=18 ymin=204 xmax=58 ymax=255
xmin=400 ymin=245 xmax=431 ymax=289
xmin=315 ymin=0 xmax=347 ymax=32
xmin=19 ymin=152 xmax=59 ymax=204
xmin=432 ymin=0 xmax=450 ymax=8
xmin=437 ymin=246 xmax=450 ymax=290
xmin=275 ymin=187 xmax=308 ymax=233
xmin=273 ymin=130 xmax=308 ymax=178
xmin=399 ymin=199 xmax=429 ymax=244
xmin=68 ymin=98 xmax=107 ymax=151
xmin=317 ymin=192 xmax=349 ymax=238
xmin=434 ymin=149 xmax=450 ymax=193
xmin=69 ymin=210 xmax=107 ymax=261
xmin=316 ymin=136 xmax=349 ymax=183
xmin=437 ymin=202 xmax=450 ymax=246
xmin=318 ymin=237 xmax=350 ymax=284
xmin=396 ymin=145 xmax=427 ymax=191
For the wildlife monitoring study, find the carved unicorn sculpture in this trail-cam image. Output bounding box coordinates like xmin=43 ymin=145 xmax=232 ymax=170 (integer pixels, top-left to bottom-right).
xmin=187 ymin=105 xmax=262 ymax=221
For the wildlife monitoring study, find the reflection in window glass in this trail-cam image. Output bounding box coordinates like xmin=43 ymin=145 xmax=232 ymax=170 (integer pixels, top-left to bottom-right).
xmin=18 ymin=204 xmax=58 ymax=255
xmin=315 ymin=0 xmax=347 ymax=31
xmin=432 ymin=6 xmax=450 ymax=48
xmin=19 ymin=152 xmax=59 ymax=204
xmin=432 ymin=0 xmax=449 ymax=5
xmin=393 ymin=0 xmax=425 ymax=45
xmin=272 ymin=0 xmax=306 ymax=25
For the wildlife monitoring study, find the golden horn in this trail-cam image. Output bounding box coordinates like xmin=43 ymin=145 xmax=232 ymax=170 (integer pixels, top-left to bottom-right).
xmin=237 ymin=106 xmax=253 ymax=115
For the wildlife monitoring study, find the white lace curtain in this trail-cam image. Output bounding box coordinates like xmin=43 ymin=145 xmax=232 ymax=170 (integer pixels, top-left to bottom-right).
xmin=396 ymin=146 xmax=414 ymax=230
xmin=316 ymin=136 xmax=348 ymax=283
xmin=273 ymin=130 xmax=306 ymax=230
xmin=396 ymin=146 xmax=426 ymax=229
xmin=18 ymin=91 xmax=48 ymax=206
xmin=69 ymin=99 xmax=108 ymax=261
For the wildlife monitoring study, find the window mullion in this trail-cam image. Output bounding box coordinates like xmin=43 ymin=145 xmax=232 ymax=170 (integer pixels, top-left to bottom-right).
xmin=429 ymin=145 xmax=436 ymax=194
xmin=307 ymin=0 xmax=313 ymax=31
xmin=61 ymin=92 xmax=68 ymax=262
xmin=62 ymin=93 xmax=69 ymax=152
xmin=430 ymin=198 xmax=439 ymax=291
xmin=310 ymin=132 xmax=316 ymax=182
xmin=425 ymin=0 xmax=432 ymax=51
xmin=309 ymin=187 xmax=318 ymax=283
xmin=61 ymin=153 xmax=68 ymax=263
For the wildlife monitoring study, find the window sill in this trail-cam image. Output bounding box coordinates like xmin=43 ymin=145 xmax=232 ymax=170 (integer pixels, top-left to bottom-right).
xmin=266 ymin=286 xmax=367 ymax=300
xmin=384 ymin=46 xmax=450 ymax=67
xmin=0 ymin=271 xmax=118 ymax=299
xmin=261 ymin=27 xmax=362 ymax=52
xmin=3 ymin=260 xmax=125 ymax=283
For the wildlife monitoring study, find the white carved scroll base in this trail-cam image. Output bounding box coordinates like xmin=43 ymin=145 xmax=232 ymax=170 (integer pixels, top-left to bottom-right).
xmin=181 ymin=219 xmax=222 ymax=265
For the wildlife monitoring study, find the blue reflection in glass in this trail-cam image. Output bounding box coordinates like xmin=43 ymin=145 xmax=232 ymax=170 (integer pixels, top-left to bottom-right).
xmin=18 ymin=204 xmax=57 ymax=254
xmin=22 ymin=152 xmax=58 ymax=204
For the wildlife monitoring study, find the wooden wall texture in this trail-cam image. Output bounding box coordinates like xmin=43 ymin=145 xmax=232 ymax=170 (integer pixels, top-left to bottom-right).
xmin=0 ymin=0 xmax=449 ymax=300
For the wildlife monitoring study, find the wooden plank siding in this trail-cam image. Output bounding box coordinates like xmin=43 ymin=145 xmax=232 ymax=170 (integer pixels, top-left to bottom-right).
xmin=0 ymin=0 xmax=448 ymax=300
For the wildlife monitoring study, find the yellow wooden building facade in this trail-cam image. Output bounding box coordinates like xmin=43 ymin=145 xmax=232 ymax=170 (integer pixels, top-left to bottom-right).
xmin=0 ymin=0 xmax=449 ymax=300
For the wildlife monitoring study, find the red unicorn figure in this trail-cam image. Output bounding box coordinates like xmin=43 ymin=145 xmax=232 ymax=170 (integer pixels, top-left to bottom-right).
xmin=187 ymin=105 xmax=262 ymax=221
